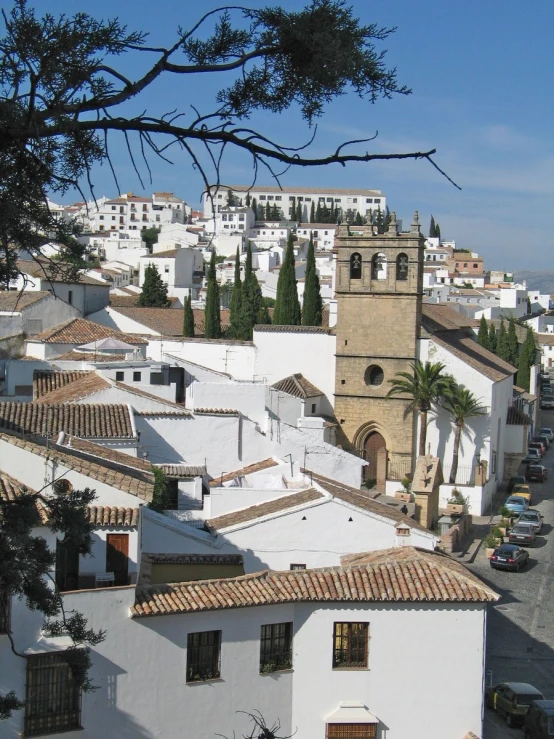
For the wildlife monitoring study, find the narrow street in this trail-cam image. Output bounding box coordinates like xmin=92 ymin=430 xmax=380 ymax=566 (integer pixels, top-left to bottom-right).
xmin=466 ymin=410 xmax=554 ymax=738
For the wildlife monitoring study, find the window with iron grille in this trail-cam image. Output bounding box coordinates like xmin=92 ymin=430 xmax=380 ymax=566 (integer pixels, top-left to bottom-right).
xmin=260 ymin=622 xmax=293 ymax=673
xmin=326 ymin=724 xmax=376 ymax=738
xmin=0 ymin=590 xmax=10 ymax=634
xmin=332 ymin=622 xmax=368 ymax=668
xmin=186 ymin=630 xmax=221 ymax=682
xmin=24 ymin=652 xmax=82 ymax=736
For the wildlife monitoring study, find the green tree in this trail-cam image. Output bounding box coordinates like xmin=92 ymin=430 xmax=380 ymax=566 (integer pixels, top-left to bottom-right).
xmin=183 ymin=293 xmax=195 ymax=337
xmin=488 ymin=322 xmax=497 ymax=354
xmin=251 ymin=197 xmax=258 ymax=218
xmin=141 ymin=226 xmax=160 ymax=251
xmin=137 ymin=263 xmax=170 ymax=307
xmin=226 ymin=189 xmax=236 ymax=206
xmin=310 ymin=201 xmax=316 ymax=222
xmin=429 ymin=215 xmax=436 ymax=238
xmin=387 ymin=360 xmax=454 ymax=457
xmin=204 ymin=250 xmax=221 ymax=339
xmin=0 ymin=481 xmax=105 ymax=719
xmin=507 ymin=317 xmax=519 ymax=366
xmin=517 ymin=327 xmax=536 ymax=391
xmin=239 ymin=242 xmax=270 ymax=339
xmin=273 ymin=233 xmax=301 ymax=325
xmin=435 ymin=222 xmax=441 ymax=240
xmin=496 ymin=319 xmax=509 ymax=362
xmin=229 ymin=247 xmax=243 ymax=339
xmin=302 ymin=233 xmax=323 ymax=326
xmin=149 ymin=467 xmax=171 ymax=512
xmin=245 ymin=192 xmax=251 ymax=207
xmin=477 ymin=315 xmax=490 ymax=350
xmin=354 ymin=211 xmax=364 ymax=226
xmin=441 ymin=385 xmax=487 ymax=484
xmin=290 ymin=199 xmax=297 ymax=221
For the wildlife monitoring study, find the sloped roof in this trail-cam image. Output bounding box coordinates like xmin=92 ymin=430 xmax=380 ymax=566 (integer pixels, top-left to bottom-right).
xmin=31 ymin=318 xmax=148 ymax=345
xmin=207 ymin=489 xmax=324 ymax=530
xmin=86 ymin=506 xmax=139 ymax=528
xmin=141 ymin=250 xmax=180 ymax=258
xmin=57 ymin=435 xmax=153 ymax=472
xmin=507 ymin=406 xmax=531 ymax=425
xmin=144 ymin=553 xmax=243 ymax=565
xmin=271 ymin=373 xmax=323 ymax=399
xmin=114 ymin=382 xmax=190 ymax=412
xmin=109 ymin=295 xmax=181 ymax=308
xmin=0 ymin=473 xmax=49 ymax=524
xmin=421 ymin=303 xmax=474 ymax=331
xmin=0 ymin=291 xmax=51 ymax=311
xmin=131 ymin=546 xmax=498 ymax=618
xmin=33 ymin=370 xmax=109 ymax=403
xmin=0 ymin=402 xmax=135 ymax=439
xmin=51 ymin=351 xmax=132 ymax=363
xmin=108 ymin=306 xmax=231 ymax=336
xmin=209 ymin=458 xmax=279 ymax=486
xmin=17 ymin=260 xmax=109 ymax=286
xmin=156 ymin=464 xmax=206 ymax=477
xmin=431 ymin=331 xmax=516 ymax=382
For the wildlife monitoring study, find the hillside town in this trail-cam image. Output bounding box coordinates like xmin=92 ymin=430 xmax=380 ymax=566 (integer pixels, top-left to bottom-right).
xmin=1 ymin=181 xmax=553 ymax=739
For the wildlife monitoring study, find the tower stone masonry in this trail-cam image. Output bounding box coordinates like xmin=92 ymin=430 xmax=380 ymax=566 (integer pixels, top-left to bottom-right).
xmin=334 ymin=212 xmax=425 ymax=481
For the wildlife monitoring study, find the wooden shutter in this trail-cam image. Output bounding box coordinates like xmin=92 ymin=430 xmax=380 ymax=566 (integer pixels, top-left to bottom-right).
xmin=106 ymin=534 xmax=129 ymax=585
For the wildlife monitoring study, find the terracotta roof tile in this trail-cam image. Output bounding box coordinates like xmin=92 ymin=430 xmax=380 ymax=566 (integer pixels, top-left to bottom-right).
xmin=0 ymin=402 xmax=135 ymax=439
xmin=109 ymin=295 xmax=180 ymax=308
xmin=507 ymin=406 xmax=531 ymax=425
xmin=141 ymin=250 xmax=180 ymax=258
xmin=87 ymin=506 xmax=139 ymax=528
xmin=32 ymin=318 xmax=148 ymax=345
xmin=0 ymin=291 xmax=52 ymax=311
xmin=156 ymin=464 xmax=206 ymax=477
xmin=0 ymin=473 xmax=49 ymax=523
xmin=114 ymin=382 xmax=190 ymax=411
xmin=17 ymin=260 xmax=109 ymax=286
xmin=431 ymin=331 xmax=515 ymax=382
xmin=207 ymin=488 xmax=324 ymax=530
xmin=33 ymin=370 xmax=109 ymax=403
xmin=193 ymin=407 xmax=239 ymax=416
xmin=421 ymin=303 xmax=474 ymax=331
xmin=145 ymin=553 xmax=243 ymax=565
xmin=52 ymin=351 xmax=137 ymax=363
xmin=209 ymin=458 xmax=279 ymax=486
xmin=271 ymin=373 xmax=323 ymax=399
xmin=254 ymin=324 xmax=334 ymax=335
xmin=131 ymin=546 xmax=498 ymax=618
xmin=108 ymin=306 xmax=230 ymax=337
xmin=58 ymin=435 xmax=153 ymax=472
xmin=0 ymin=431 xmax=154 ymax=501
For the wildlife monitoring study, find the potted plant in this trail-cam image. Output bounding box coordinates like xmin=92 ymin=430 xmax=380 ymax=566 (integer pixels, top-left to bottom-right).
xmin=490 ymin=526 xmax=504 ymax=544
xmin=497 ymin=518 xmax=511 ymax=536
xmin=395 ymin=476 xmax=412 ymax=502
xmin=446 ymin=488 xmax=470 ymax=514
xmin=483 ymin=533 xmax=498 ymax=558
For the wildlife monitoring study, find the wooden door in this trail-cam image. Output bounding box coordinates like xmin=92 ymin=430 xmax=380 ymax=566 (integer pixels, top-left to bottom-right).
xmin=363 ymin=432 xmax=386 ymax=482
xmin=55 ymin=539 xmax=79 ymax=592
xmin=106 ymin=534 xmax=129 ymax=586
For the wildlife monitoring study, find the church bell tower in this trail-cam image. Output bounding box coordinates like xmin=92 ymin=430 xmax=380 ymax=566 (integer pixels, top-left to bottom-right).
xmin=334 ymin=212 xmax=425 ymax=480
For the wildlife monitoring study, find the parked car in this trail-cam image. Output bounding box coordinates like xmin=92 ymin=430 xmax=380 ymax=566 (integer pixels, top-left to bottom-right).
xmin=486 ymin=682 xmax=544 ymax=727
xmin=508 ymin=523 xmax=536 ymax=547
xmin=489 ymin=544 xmax=530 ymax=573
xmin=541 ymin=398 xmax=554 ymax=410
xmin=507 ymin=475 xmax=527 ymax=494
xmin=523 ymin=699 xmax=554 ymax=738
xmin=525 ymin=448 xmax=542 ymax=464
xmin=517 ymin=509 xmax=544 ymax=534
xmin=534 ymin=434 xmax=551 ymax=449
xmin=526 ymin=465 xmax=548 ymax=483
xmin=512 ymin=484 xmax=532 ymax=504
xmin=528 ymin=441 xmax=546 ymax=457
xmin=505 ymin=496 xmax=530 ymax=514
xmin=539 ymin=427 xmax=554 ymax=441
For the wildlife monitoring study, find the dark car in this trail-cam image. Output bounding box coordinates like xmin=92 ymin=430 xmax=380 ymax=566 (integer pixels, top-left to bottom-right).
xmin=526 ymin=465 xmax=548 ymax=482
xmin=524 ymin=700 xmax=554 ymax=738
xmin=486 ymin=682 xmax=544 ymax=727
xmin=489 ymin=543 xmax=530 ymax=572
xmin=529 ymin=441 xmax=546 ymax=456
xmin=507 ymin=475 xmax=527 ymax=494
xmin=508 ymin=523 xmax=536 ymax=547
xmin=517 ymin=510 xmax=543 ymax=534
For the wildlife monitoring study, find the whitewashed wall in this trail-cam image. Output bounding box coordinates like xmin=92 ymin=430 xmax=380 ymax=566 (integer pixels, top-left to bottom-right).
xmin=188 ymin=381 xmax=268 ymax=426
xmin=2 ymin=358 xmax=52 ymax=395
xmin=151 ymin=338 xmax=257 ymax=378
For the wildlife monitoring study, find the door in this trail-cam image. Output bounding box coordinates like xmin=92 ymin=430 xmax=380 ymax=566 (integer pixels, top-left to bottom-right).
xmin=106 ymin=534 xmax=129 ymax=586
xmin=363 ymin=431 xmax=386 ymax=483
xmin=55 ymin=539 xmax=79 ymax=592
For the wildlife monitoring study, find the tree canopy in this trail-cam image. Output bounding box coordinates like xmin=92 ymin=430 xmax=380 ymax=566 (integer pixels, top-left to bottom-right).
xmin=0 ymin=0 xmax=458 ymax=286
xmin=137 ymin=263 xmax=170 ymax=307
xmin=204 ymin=250 xmax=221 ymax=338
xmin=273 ymin=233 xmax=301 ymax=326
xmin=302 ymin=233 xmax=323 ymax=326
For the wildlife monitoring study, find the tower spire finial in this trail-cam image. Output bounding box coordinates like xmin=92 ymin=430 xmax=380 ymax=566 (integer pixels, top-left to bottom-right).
xmin=411 ymin=210 xmax=421 ymax=235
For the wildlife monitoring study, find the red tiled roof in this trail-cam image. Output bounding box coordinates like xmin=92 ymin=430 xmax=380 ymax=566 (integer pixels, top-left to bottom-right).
xmin=131 ymin=546 xmax=499 ymax=618
xmin=0 ymin=291 xmax=52 ymax=311
xmin=431 ymin=331 xmax=516 ymax=382
xmin=271 ymin=373 xmax=323 ymax=399
xmin=86 ymin=506 xmax=139 ymax=528
xmin=33 ymin=370 xmax=109 ymax=403
xmin=255 ymin=324 xmax=334 ymax=335
xmin=109 ymin=306 xmax=230 ymax=336
xmin=0 ymin=402 xmax=135 ymax=439
xmin=17 ymin=260 xmax=109 ymax=286
xmin=32 ymin=318 xmax=148 ymax=345
xmin=209 ymin=458 xmax=279 ymax=487
xmin=0 ymin=473 xmax=49 ymax=524
xmin=207 ymin=489 xmax=324 ymax=530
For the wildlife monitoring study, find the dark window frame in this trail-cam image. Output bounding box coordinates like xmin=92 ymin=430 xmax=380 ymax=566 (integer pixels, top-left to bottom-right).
xmin=396 ymin=253 xmax=409 ymax=281
xmin=24 ymin=652 xmax=82 ymax=736
xmin=115 ymin=371 xmax=124 ymax=381
xmin=350 ymin=252 xmax=362 ymax=280
xmin=290 ymin=564 xmax=306 ymax=570
xmin=332 ymin=622 xmax=369 ymax=669
xmin=260 ymin=622 xmax=293 ymax=673
xmin=186 ymin=630 xmax=221 ymax=683
xmin=133 ymin=371 xmax=142 ymax=382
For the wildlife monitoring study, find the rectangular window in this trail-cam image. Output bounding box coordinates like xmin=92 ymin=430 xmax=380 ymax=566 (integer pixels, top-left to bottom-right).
xmin=24 ymin=653 xmax=82 ymax=736
xmin=326 ymin=197 xmax=333 ymax=202
xmin=373 ymin=198 xmax=381 ymax=204
xmin=111 ymin=206 xmax=116 ymax=210
xmin=366 ymin=198 xmax=373 ymax=203
xmin=311 ymin=403 xmax=316 ymax=414
xmin=332 ymin=622 xmax=368 ymax=668
xmin=67 ymin=291 xmax=73 ymax=306
xmin=326 ymin=725 xmax=376 ymax=738
xmin=260 ymin=622 xmax=293 ymax=673
xmin=186 ymin=630 xmax=221 ymax=682
xmin=352 ymin=198 xmax=358 ymax=203
xmin=259 ymin=195 xmax=266 ymax=200
xmin=133 ymin=371 xmax=142 ymax=382
xmin=115 ymin=371 xmax=124 ymax=381
xmin=164 ymin=266 xmax=170 ymax=273
xmin=290 ymin=563 xmax=306 ymax=570
xmin=275 ymin=196 xmax=282 ymax=201
xmin=0 ymin=591 xmax=10 ymax=634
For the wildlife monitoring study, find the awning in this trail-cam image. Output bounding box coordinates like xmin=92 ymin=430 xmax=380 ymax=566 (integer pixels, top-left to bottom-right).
xmin=24 ymin=635 xmax=74 ymax=655
xmin=324 ymin=702 xmax=378 ymax=724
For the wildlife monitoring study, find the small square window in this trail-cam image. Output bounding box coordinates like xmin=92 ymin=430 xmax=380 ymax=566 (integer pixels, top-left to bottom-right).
xmin=332 ymin=622 xmax=368 ymax=669
xmin=186 ymin=630 xmax=221 ymax=682
xmin=133 ymin=371 xmax=142 ymax=382
xmin=260 ymin=195 xmax=266 ymax=200
xmin=115 ymin=371 xmax=124 ymax=382
xmin=290 ymin=564 xmax=306 ymax=570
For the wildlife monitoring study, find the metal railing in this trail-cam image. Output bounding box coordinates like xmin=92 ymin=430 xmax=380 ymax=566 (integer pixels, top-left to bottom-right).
xmin=441 ymin=465 xmax=476 ymax=486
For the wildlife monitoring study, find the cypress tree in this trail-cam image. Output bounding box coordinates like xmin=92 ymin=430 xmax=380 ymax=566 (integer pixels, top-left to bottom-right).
xmin=273 ymin=233 xmax=301 ymax=325
xmin=302 ymin=234 xmax=323 ymax=326
xmin=251 ymin=197 xmax=257 ymax=218
xmin=239 ymin=242 xmax=269 ymax=339
xmin=183 ymin=293 xmax=195 ymax=337
xmin=290 ymin=199 xmax=297 ymax=221
xmin=429 ymin=215 xmax=436 ymax=238
xmin=245 ymin=192 xmax=251 ymax=207
xmin=204 ymin=250 xmax=221 ymax=339
xmin=310 ymin=201 xmax=315 ymax=223
xmin=435 ymin=222 xmax=441 ymax=240
xmin=507 ymin=318 xmax=519 ymax=366
xmin=496 ymin=319 xmax=509 ymax=362
xmin=517 ymin=327 xmax=536 ymax=390
xmin=316 ymin=202 xmax=322 ymax=222
xmin=137 ymin=263 xmax=169 ymax=307
xmin=488 ymin=322 xmax=497 ymax=354
xmin=477 ymin=315 xmax=489 ymax=349
xmin=226 ymin=189 xmax=236 ymax=206
xmin=229 ymin=247 xmax=243 ymax=338
xmin=256 ymin=203 xmax=264 ymax=220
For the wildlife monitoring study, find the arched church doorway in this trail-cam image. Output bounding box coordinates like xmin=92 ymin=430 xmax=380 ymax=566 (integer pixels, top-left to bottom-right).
xmin=363 ymin=431 xmax=387 ymax=484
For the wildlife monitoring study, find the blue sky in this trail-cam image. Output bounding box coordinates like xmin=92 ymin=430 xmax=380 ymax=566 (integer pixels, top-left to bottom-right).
xmin=28 ymin=0 xmax=554 ymax=270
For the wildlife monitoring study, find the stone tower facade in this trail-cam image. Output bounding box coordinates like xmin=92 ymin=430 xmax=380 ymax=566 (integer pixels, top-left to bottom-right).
xmin=334 ymin=212 xmax=425 ymax=479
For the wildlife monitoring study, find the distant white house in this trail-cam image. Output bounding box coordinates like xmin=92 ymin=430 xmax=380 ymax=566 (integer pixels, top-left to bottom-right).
xmin=139 ymin=246 xmax=204 ymax=301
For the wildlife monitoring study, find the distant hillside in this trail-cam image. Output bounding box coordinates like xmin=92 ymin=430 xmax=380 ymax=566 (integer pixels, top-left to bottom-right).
xmin=514 ymin=271 xmax=554 ymax=294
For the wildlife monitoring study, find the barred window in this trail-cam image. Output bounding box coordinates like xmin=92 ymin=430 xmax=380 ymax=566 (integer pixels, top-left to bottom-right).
xmin=186 ymin=630 xmax=221 ymax=682
xmin=326 ymin=724 xmax=376 ymax=738
xmin=260 ymin=622 xmax=293 ymax=673
xmin=332 ymin=622 xmax=369 ymax=668
xmin=0 ymin=590 xmax=10 ymax=634
xmin=24 ymin=653 xmax=82 ymax=736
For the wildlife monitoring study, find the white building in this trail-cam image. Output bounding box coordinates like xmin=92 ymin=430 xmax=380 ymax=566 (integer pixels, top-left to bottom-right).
xmin=296 ymin=224 xmax=338 ymax=250
xmin=81 ymin=231 xmax=149 ymax=268
xmin=0 ymin=291 xmax=80 ymax=341
xmin=86 ymin=191 xmax=189 ymax=233
xmin=139 ymin=246 xmax=204 ymax=301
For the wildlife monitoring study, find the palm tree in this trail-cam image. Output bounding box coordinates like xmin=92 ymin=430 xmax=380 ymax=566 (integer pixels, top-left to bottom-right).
xmin=387 ymin=361 xmax=454 ymax=457
xmin=441 ymin=386 xmax=487 ymax=484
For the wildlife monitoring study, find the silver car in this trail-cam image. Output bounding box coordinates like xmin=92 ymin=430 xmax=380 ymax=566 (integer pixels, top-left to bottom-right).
xmin=516 ymin=509 xmax=543 ymax=534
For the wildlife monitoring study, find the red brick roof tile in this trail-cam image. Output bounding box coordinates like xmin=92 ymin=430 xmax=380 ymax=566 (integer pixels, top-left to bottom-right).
xmin=32 ymin=318 xmax=148 ymax=345
xmin=0 ymin=402 xmax=135 ymax=439
xmin=33 ymin=371 xmax=109 ymax=403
